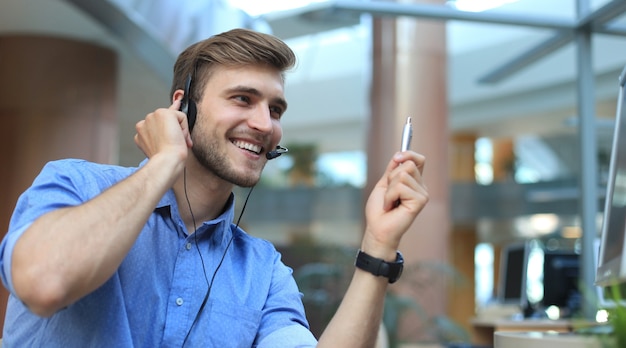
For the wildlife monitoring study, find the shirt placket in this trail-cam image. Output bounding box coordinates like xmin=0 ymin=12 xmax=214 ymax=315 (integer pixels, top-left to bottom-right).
xmin=161 ymin=228 xmax=211 ymax=346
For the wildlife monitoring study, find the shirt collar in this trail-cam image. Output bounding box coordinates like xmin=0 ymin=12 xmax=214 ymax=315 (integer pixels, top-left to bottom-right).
xmin=139 ymin=158 xmax=237 ymax=240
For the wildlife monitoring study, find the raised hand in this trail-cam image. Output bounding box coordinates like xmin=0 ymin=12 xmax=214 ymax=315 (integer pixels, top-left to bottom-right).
xmin=362 ymin=151 xmax=428 ymax=257
xmin=134 ymin=99 xmax=193 ymax=162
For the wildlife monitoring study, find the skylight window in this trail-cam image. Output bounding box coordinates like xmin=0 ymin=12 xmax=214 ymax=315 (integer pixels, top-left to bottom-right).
xmin=230 ymin=0 xmax=520 ymax=17
xmin=228 ymin=0 xmax=328 ymax=17
xmin=448 ymin=0 xmax=519 ymax=12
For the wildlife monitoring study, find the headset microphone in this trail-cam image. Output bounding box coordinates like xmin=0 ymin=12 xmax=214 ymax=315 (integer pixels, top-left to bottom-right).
xmin=266 ymin=145 xmax=288 ymax=160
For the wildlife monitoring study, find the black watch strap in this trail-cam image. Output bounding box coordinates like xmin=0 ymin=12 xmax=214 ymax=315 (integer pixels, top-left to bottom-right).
xmin=355 ymin=250 xmax=404 ymax=284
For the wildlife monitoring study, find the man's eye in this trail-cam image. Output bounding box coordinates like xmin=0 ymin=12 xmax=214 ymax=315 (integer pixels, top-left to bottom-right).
xmin=270 ymin=106 xmax=284 ymax=119
xmin=234 ymin=95 xmax=250 ymax=104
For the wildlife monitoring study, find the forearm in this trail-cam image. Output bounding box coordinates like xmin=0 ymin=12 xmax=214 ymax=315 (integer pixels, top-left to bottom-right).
xmin=317 ymin=241 xmax=397 ymax=347
xmin=11 ymin=154 xmax=183 ymax=316
xmin=318 ymin=151 xmax=427 ymax=347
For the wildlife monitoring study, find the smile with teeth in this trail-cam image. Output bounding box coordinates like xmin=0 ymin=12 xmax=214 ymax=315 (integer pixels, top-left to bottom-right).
xmin=232 ymin=140 xmax=262 ymax=155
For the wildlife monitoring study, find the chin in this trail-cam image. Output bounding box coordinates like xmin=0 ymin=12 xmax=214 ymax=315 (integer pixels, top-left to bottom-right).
xmin=229 ymin=169 xmax=262 ymax=188
xmin=234 ymin=177 xmax=260 ymax=188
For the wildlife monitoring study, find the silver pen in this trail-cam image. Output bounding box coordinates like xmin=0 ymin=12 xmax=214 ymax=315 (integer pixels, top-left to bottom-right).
xmin=401 ymin=117 xmax=413 ymax=151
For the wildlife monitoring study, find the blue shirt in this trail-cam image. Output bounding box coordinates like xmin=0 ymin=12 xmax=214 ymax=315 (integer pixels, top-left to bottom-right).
xmin=0 ymin=159 xmax=317 ymax=347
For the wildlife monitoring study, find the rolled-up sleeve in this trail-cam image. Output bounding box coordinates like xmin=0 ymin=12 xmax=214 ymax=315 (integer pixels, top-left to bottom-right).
xmin=256 ymin=324 xmax=317 ymax=348
xmin=0 ymin=159 xmax=118 ymax=296
xmin=252 ymin=250 xmax=319 ymax=347
xmin=0 ymin=223 xmax=31 ymax=293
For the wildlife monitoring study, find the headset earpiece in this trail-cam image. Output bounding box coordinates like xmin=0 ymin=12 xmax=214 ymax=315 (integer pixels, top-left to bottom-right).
xmin=180 ymin=74 xmax=197 ymax=131
xmin=187 ymin=100 xmax=197 ymax=131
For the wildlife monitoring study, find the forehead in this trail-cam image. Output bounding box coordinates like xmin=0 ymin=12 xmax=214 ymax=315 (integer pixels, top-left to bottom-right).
xmin=203 ymin=65 xmax=285 ymax=95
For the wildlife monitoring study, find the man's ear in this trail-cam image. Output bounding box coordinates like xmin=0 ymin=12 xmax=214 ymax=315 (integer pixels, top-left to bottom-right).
xmin=173 ymin=89 xmax=185 ymax=103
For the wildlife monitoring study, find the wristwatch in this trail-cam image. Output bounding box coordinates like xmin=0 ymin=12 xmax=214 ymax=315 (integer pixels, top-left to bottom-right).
xmin=355 ymin=249 xmax=404 ymax=284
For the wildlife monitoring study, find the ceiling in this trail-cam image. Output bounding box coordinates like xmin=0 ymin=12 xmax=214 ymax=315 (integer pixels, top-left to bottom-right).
xmin=1 ymin=0 xmax=626 ymax=170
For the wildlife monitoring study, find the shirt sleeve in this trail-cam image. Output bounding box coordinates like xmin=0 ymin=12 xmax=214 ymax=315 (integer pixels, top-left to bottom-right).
xmin=255 ymin=325 xmax=317 ymax=348
xmin=254 ymin=251 xmax=319 ymax=347
xmin=0 ymin=223 xmax=30 ymax=294
xmin=0 ymin=159 xmax=103 ymax=294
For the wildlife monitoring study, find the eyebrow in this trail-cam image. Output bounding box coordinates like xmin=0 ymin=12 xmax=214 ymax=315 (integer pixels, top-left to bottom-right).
xmin=226 ymin=85 xmax=288 ymax=112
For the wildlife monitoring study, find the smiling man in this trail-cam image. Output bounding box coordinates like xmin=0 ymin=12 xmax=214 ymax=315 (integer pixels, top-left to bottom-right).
xmin=0 ymin=28 xmax=428 ymax=347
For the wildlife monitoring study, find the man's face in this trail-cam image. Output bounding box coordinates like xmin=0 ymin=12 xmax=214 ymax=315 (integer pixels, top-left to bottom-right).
xmin=191 ymin=65 xmax=286 ymax=187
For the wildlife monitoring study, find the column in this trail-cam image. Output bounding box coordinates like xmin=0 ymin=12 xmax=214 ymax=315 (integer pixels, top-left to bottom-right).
xmin=368 ymin=0 xmax=450 ymax=340
xmin=0 ymin=35 xmax=118 ymax=330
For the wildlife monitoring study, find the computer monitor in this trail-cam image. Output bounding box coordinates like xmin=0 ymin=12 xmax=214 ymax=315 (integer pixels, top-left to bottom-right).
xmin=497 ymin=242 xmax=529 ymax=307
xmin=542 ymin=250 xmax=580 ymax=315
xmin=596 ymin=65 xmax=626 ymax=287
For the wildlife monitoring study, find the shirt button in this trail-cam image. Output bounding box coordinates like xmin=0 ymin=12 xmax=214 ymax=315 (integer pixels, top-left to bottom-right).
xmin=185 ymin=243 xmax=192 ymax=250
xmin=176 ymin=298 xmax=184 ymax=306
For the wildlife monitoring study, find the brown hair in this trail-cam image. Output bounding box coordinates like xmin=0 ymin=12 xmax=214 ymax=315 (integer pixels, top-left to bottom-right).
xmin=170 ymin=28 xmax=296 ymax=102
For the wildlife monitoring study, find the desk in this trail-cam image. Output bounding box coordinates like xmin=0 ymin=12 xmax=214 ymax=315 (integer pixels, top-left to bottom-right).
xmin=471 ymin=318 xmax=574 ymax=346
xmin=494 ymin=332 xmax=604 ymax=348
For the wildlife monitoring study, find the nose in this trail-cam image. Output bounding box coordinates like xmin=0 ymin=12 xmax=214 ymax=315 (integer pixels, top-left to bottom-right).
xmin=248 ymin=103 xmax=273 ymax=133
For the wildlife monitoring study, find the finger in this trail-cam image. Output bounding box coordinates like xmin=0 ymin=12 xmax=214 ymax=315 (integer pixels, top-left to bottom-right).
xmin=393 ymin=151 xmax=426 ymax=175
xmin=375 ymin=154 xmax=404 ymax=190
xmin=173 ymin=111 xmax=193 ymax=148
xmin=384 ymin=178 xmax=428 ymax=213
xmin=134 ymin=119 xmax=145 ymax=144
xmin=185 ymin=129 xmax=193 ymax=148
xmin=384 ymin=161 xmax=424 ymax=211
xmin=170 ymin=98 xmax=182 ymax=110
xmin=167 ymin=99 xmax=193 ymax=148
xmin=383 ymin=169 xmax=412 ymax=211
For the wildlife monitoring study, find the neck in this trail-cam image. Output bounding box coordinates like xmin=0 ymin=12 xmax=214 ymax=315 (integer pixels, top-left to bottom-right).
xmin=173 ymin=164 xmax=234 ymax=234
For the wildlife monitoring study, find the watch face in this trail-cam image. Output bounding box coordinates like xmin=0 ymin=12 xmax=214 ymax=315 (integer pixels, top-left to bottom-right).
xmin=389 ymin=263 xmax=403 ymax=284
xmin=388 ymin=251 xmax=404 ymax=284
xmin=395 ymin=265 xmax=403 ymax=280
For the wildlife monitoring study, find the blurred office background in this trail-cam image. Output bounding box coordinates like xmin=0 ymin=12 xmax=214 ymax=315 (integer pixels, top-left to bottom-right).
xmin=1 ymin=0 xmax=625 ymax=346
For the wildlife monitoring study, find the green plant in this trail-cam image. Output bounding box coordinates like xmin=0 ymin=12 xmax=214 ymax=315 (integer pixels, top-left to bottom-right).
xmin=576 ymin=283 xmax=626 ymax=348
xmin=284 ymin=143 xmax=318 ymax=187
xmin=599 ymin=284 xmax=626 ymax=348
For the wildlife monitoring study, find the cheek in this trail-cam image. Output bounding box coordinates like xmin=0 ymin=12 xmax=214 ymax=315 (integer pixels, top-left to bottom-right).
xmin=273 ymin=122 xmax=283 ymax=143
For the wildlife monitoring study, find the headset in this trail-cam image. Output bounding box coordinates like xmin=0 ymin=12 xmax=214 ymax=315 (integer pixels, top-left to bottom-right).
xmin=180 ymin=74 xmax=197 ymax=131
xmin=178 ymin=72 xmax=287 ymax=159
